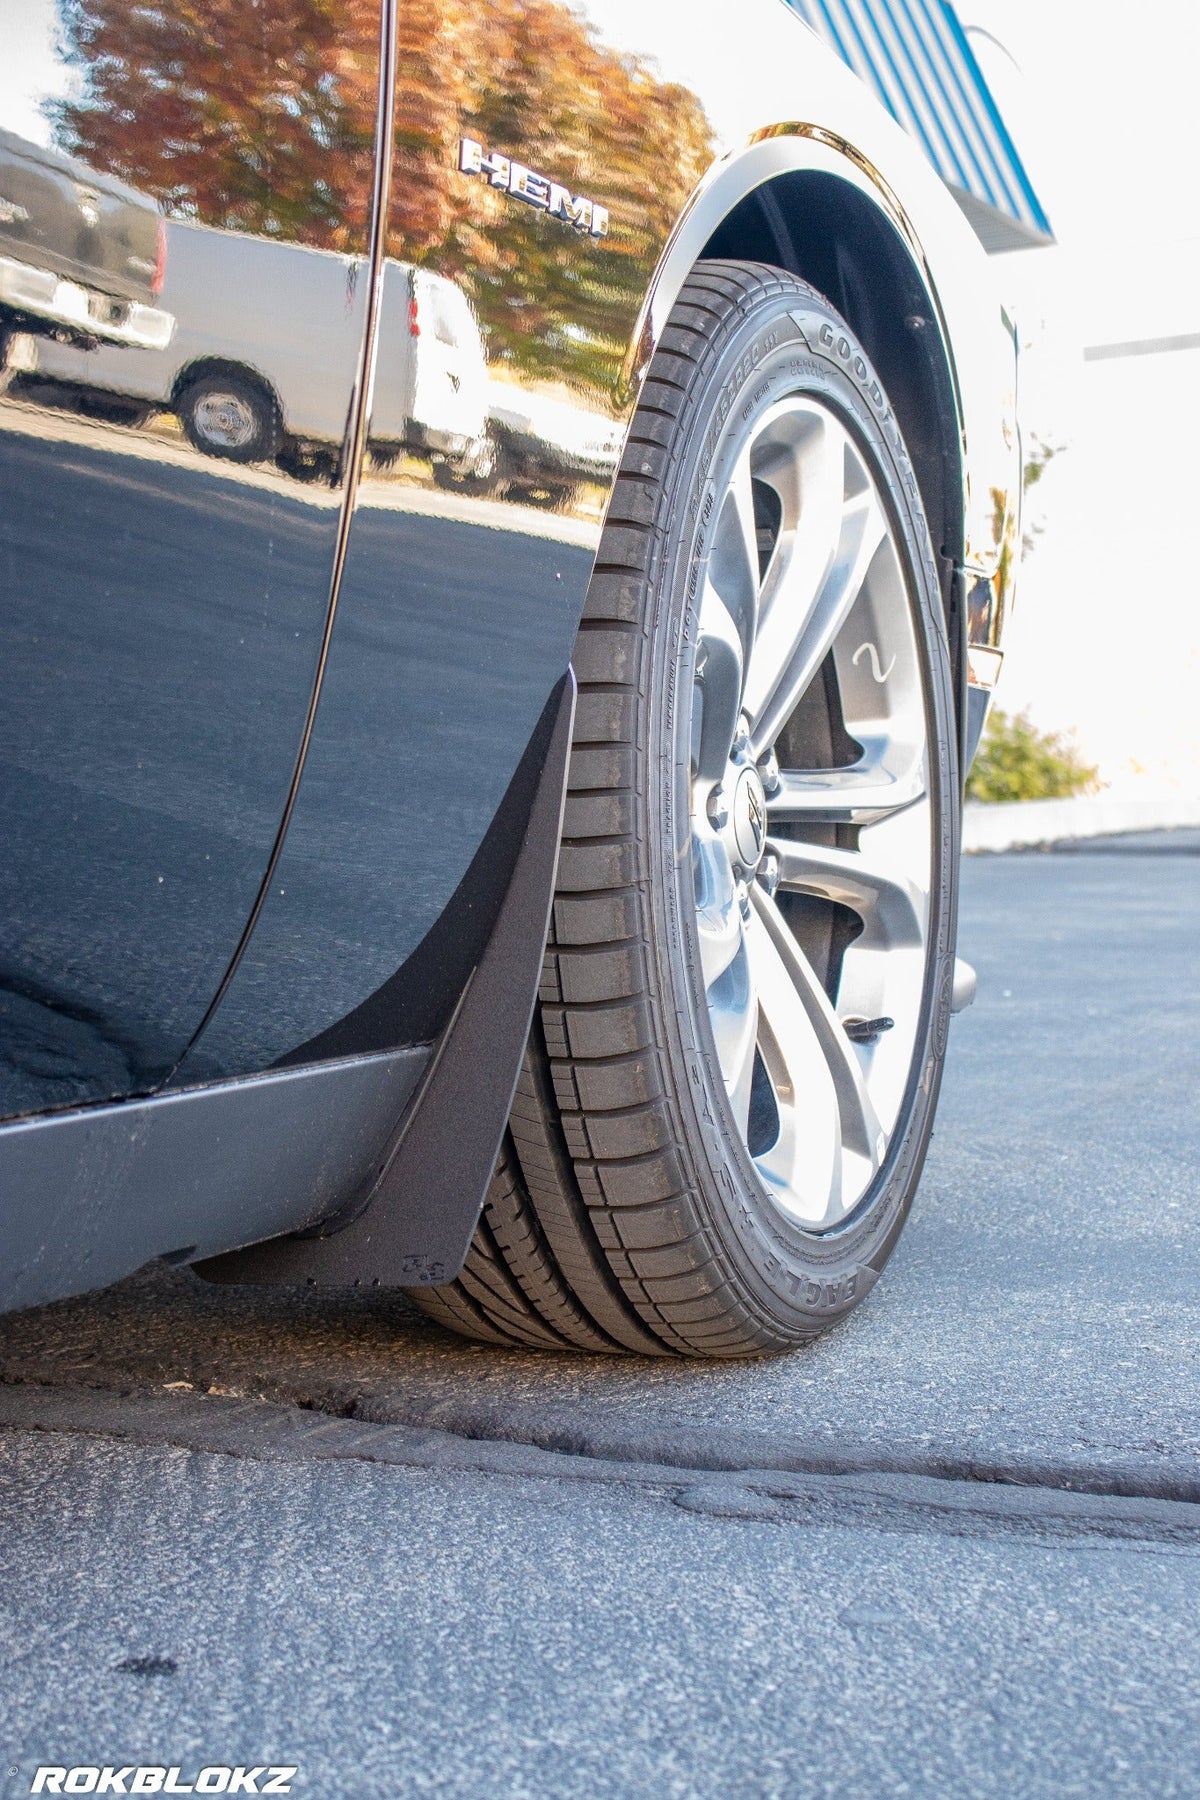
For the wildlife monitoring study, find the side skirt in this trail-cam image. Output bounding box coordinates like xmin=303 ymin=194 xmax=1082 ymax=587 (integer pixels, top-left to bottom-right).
xmin=0 ymin=1046 xmax=429 ymax=1315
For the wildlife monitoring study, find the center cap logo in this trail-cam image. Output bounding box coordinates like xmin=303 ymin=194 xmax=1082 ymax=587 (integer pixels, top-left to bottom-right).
xmin=733 ymin=767 xmax=767 ymax=869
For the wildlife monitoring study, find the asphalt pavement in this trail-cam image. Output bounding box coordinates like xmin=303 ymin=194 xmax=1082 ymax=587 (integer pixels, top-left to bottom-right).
xmin=1 ymin=834 xmax=1198 ymax=1798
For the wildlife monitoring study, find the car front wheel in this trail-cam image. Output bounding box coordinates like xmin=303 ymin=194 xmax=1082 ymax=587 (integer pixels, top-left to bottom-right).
xmin=416 ymin=260 xmax=959 ymax=1356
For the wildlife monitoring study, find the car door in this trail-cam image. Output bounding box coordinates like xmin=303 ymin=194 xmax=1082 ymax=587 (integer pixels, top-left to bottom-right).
xmin=159 ymin=0 xmax=679 ymax=1079
xmin=0 ymin=0 xmax=385 ymax=1118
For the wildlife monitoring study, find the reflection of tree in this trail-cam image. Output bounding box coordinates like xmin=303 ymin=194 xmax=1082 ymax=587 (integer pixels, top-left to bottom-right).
xmin=53 ymin=0 xmax=715 ymax=396
xmin=53 ymin=0 xmax=380 ymax=250
xmin=404 ymin=1 xmax=715 ymax=393
xmin=1019 ymin=434 xmax=1065 ymax=556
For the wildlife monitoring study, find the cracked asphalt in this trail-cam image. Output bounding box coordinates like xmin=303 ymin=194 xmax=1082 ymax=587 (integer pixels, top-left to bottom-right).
xmin=0 ymin=833 xmax=1198 ymax=1797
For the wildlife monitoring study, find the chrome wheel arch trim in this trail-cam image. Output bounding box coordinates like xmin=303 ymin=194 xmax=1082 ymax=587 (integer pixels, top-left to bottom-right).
xmin=615 ymin=125 xmax=1018 ymax=601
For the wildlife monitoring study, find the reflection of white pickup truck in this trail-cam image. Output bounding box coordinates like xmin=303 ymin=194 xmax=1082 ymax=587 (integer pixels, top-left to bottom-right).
xmin=488 ymin=385 xmax=623 ymax=488
xmin=29 ymin=219 xmax=489 ymax=475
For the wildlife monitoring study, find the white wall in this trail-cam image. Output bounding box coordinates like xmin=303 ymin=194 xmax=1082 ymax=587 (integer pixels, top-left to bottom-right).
xmin=997 ymin=327 xmax=1200 ymax=793
xmin=962 ymin=3 xmax=1200 ymax=797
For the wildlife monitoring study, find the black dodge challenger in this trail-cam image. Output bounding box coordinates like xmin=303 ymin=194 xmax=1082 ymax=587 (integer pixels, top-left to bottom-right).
xmin=0 ymin=0 xmax=1022 ymax=1354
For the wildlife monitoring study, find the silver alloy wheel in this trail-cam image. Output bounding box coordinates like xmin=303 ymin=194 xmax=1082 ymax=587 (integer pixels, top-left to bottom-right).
xmin=688 ymin=394 xmax=932 ymax=1232
xmin=192 ymin=390 xmax=257 ymax=450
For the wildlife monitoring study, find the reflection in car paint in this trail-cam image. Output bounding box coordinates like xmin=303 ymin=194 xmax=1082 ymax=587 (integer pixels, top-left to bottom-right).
xmin=170 ymin=0 xmax=711 ymax=1076
xmin=0 ymin=126 xmax=173 ymax=354
xmin=0 ymin=1 xmax=382 ymax=1117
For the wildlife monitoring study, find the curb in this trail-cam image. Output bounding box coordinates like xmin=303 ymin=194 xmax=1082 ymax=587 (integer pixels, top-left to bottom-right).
xmin=963 ymin=794 xmax=1200 ymax=854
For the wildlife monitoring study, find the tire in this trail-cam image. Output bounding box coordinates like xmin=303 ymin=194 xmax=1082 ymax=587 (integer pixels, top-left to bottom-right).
xmin=516 ymin=479 xmax=580 ymax=512
xmin=177 ymin=369 xmax=280 ymax=463
xmin=414 ymin=260 xmax=959 ymax=1357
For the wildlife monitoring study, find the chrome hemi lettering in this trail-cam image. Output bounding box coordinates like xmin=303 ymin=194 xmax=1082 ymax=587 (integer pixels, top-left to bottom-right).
xmin=458 ymin=139 xmax=609 ymax=237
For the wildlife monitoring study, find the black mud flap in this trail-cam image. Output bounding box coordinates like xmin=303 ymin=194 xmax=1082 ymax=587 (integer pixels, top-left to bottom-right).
xmin=195 ymin=668 xmax=576 ymax=1290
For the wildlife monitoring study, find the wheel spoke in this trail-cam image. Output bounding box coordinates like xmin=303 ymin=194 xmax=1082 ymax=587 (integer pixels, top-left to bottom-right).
xmin=694 ymin=576 xmax=745 ymax=782
xmin=767 ymin=743 xmax=927 ymax=825
xmin=742 ymin=413 xmax=846 ymax=733
xmin=766 ymin=834 xmax=924 ymax=948
xmin=693 ymin=831 xmax=743 ymax=988
xmin=747 ymin=481 xmax=888 ymax=761
xmin=743 ymin=898 xmax=843 ymax=1214
xmin=750 ymin=887 xmax=885 ymax=1174
xmin=707 ymin=444 xmax=760 ymax=635
xmin=707 ymin=947 xmax=759 ymax=1138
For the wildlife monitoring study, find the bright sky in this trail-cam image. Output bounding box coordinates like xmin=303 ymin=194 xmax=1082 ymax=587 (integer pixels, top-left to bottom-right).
xmin=0 ymin=0 xmax=72 ymax=146
xmin=967 ymin=1 xmax=1199 ymax=395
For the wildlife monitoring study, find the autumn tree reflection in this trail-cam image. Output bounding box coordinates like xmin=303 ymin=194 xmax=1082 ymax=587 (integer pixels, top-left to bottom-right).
xmin=53 ymin=0 xmax=381 ymax=251
xmin=53 ymin=0 xmax=714 ymax=396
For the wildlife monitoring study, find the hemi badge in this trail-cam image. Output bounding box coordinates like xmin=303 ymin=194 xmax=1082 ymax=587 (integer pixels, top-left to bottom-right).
xmin=458 ymin=139 xmax=609 ymax=238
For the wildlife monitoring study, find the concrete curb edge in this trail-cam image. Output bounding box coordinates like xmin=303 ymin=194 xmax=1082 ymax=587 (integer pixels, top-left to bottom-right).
xmin=963 ymin=794 xmax=1200 ymax=853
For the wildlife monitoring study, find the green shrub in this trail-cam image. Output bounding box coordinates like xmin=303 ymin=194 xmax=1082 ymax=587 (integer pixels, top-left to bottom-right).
xmin=966 ymin=709 xmax=1100 ymax=803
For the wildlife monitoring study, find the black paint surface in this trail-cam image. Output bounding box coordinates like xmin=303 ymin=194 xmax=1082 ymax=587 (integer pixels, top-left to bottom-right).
xmin=174 ymin=502 xmax=591 ymax=1080
xmin=0 ymin=424 xmax=339 ymax=1115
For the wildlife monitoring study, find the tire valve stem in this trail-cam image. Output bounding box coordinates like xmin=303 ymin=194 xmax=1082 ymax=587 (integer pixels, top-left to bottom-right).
xmin=844 ymin=1016 xmax=895 ymax=1045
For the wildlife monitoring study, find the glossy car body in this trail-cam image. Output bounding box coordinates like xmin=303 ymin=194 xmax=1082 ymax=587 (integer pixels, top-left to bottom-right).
xmin=0 ymin=0 xmax=1017 ymax=1315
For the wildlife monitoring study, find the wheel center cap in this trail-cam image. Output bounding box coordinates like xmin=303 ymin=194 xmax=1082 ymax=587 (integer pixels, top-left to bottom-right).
xmin=732 ymin=766 xmax=767 ymax=870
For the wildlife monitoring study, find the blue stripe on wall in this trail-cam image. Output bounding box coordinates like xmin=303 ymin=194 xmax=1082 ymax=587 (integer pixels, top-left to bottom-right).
xmin=784 ymin=0 xmax=1052 ymax=245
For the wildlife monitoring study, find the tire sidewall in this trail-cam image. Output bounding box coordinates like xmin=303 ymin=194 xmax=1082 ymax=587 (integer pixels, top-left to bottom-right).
xmin=641 ymin=273 xmax=959 ymax=1337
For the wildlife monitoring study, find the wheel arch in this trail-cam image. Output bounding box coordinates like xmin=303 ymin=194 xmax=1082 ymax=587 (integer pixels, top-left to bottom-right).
xmin=700 ymin=170 xmax=964 ymax=578
xmin=618 ymin=132 xmax=970 ymax=696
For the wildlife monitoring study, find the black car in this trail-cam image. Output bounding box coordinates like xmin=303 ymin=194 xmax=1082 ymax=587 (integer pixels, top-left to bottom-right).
xmin=0 ymin=0 xmax=1026 ymax=1356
